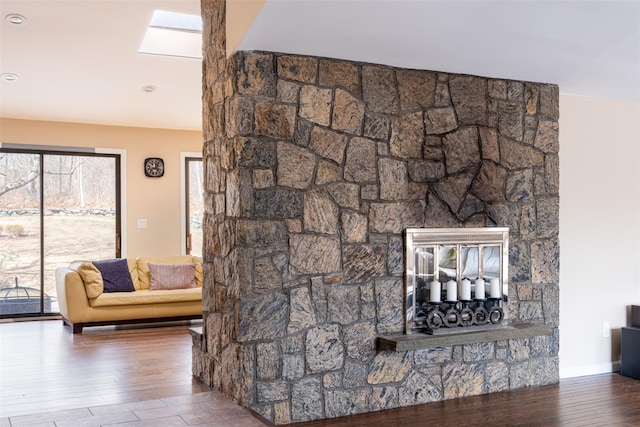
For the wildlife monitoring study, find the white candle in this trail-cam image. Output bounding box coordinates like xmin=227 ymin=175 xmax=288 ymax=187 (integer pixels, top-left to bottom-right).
xmin=474 ymin=279 xmax=485 ymax=299
xmin=490 ymin=278 xmax=501 ymax=298
xmin=446 ymin=279 xmax=457 ymax=302
xmin=429 ymin=280 xmax=441 ymax=303
xmin=461 ymin=278 xmax=471 ymax=301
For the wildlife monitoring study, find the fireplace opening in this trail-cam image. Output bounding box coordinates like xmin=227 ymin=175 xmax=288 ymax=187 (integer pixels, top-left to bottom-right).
xmin=406 ymin=227 xmax=509 ymax=334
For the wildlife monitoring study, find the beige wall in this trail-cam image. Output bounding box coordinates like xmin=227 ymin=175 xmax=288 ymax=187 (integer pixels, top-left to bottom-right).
xmin=0 ymin=118 xmax=202 ymax=258
xmin=226 ymin=0 xmax=265 ymax=56
xmin=559 ymin=95 xmax=640 ymax=377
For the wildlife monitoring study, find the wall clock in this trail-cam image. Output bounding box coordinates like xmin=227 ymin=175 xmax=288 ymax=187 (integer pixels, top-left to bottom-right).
xmin=144 ymin=157 xmax=164 ymax=178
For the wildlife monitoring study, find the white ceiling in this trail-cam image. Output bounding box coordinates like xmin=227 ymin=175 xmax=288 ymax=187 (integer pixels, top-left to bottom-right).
xmin=1 ymin=0 xmax=639 ymax=132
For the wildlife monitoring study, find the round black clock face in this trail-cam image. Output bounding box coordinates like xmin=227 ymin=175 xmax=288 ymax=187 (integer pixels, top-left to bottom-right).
xmin=144 ymin=157 xmax=164 ymax=177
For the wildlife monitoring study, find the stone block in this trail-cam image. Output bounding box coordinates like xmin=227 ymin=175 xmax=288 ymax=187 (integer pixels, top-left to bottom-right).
xmin=254 ymin=102 xmax=296 ymax=141
xmin=485 ymin=361 xmax=509 ymax=393
xmin=328 ymin=285 xmax=361 ymax=326
xmin=305 ymin=324 xmax=344 ymax=372
xmin=367 ymin=351 xmax=412 ymax=384
xmin=498 ymin=101 xmax=524 ymax=141
xmin=396 ymin=69 xmax=437 ymax=110
xmin=254 ymin=256 xmax=283 ymax=293
xmin=327 ymin=182 xmax=360 ymax=210
xmin=304 ymin=189 xmax=339 ymax=234
xmin=289 ymin=234 xmax=341 ymax=275
xmin=277 ymin=55 xmax=318 ymax=84
xmin=536 ymin=198 xmax=559 ymax=239
xmin=370 ymin=386 xmax=399 ymax=411
xmin=531 ymin=239 xmax=560 ymax=283
xmin=362 ymin=65 xmax=399 ymax=114
xmin=399 ymin=371 xmax=443 ymax=405
xmin=295 ymin=118 xmax=314 ymax=147
xmin=488 ymin=79 xmax=507 ymax=99
xmin=343 ymin=360 xmax=368 ymax=388
xmin=319 ymin=59 xmax=360 ymax=94
xmin=274 ymin=402 xmax=291 ymax=425
xmin=256 ymin=342 xmax=280 ymax=380
xmin=288 ymin=286 xmax=317 ymax=333
xmin=344 ymin=137 xmax=377 ymax=183
xmin=471 ymin=161 xmax=507 ymax=202
xmin=509 ymin=241 xmax=531 ymax=283
xmin=463 ymin=342 xmax=495 ymax=362
xmin=534 ymin=120 xmax=559 ymax=153
xmin=299 ymin=85 xmax=333 ymax=126
xmin=509 ymin=337 xmax=531 ymax=362
xmin=500 ymin=137 xmax=544 ymax=169
xmin=282 ymin=354 xmax=305 ymax=381
xmin=239 ymin=292 xmax=288 ymax=341
xmin=236 ymin=52 xmax=276 ymax=97
xmin=379 ymin=158 xmax=409 ymax=200
xmin=325 ymin=389 xmax=371 ymax=418
xmin=425 ymin=107 xmax=458 ymax=135
xmin=449 ymin=75 xmax=487 ymax=125
xmin=434 ymin=82 xmax=451 ymax=108
xmin=369 ymin=201 xmax=425 ymax=233
xmin=316 ymin=160 xmax=343 ymax=185
xmin=340 ymin=211 xmax=368 ymax=243
xmin=506 ymin=169 xmax=534 ymax=202
xmin=323 ymin=371 xmax=342 ymax=389
xmin=479 ymin=127 xmax=500 ymax=162
xmin=375 ymin=277 xmax=404 ymax=334
xmin=277 ymin=142 xmax=316 ymax=189
xmin=291 ymin=377 xmax=324 ymax=422
xmin=387 ymin=236 xmax=404 ymax=276
xmin=545 ymin=154 xmax=559 ymax=195
xmin=363 ymin=113 xmax=391 ymax=140
xmin=508 ymin=81 xmax=524 ymax=101
xmin=443 ymin=127 xmax=480 ymax=174
xmin=277 ymin=79 xmax=300 ymax=103
xmin=433 ymin=171 xmax=475 ymax=214
xmin=390 ymin=111 xmax=424 ymax=159
xmin=225 ymin=97 xmax=254 ymax=137
xmin=332 ymin=89 xmax=364 ymax=134
xmin=414 ymin=347 xmax=452 ymax=365
xmin=539 ymin=85 xmax=559 ymax=120
xmin=238 ymin=138 xmax=276 ymax=168
xmin=254 ymin=188 xmax=303 ymax=218
xmin=343 ymin=244 xmax=386 ymax=282
xmin=343 ymin=320 xmax=376 ymax=362
xmin=237 ymin=219 xmax=288 ymax=247
xmin=525 ymin=84 xmax=540 ymax=115
xmin=309 ymin=126 xmax=348 ymax=164
xmin=407 ymin=159 xmax=445 ymax=182
xmin=443 ymin=363 xmax=484 ymax=399
xmin=253 ymin=169 xmax=274 ymax=189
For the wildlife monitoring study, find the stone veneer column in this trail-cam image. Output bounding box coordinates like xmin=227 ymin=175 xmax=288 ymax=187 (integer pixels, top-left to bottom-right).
xmin=193 ymin=0 xmax=560 ymax=423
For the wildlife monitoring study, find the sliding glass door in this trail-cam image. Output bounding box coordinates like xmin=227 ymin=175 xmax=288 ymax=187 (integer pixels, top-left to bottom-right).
xmin=0 ymin=149 xmax=120 ymax=317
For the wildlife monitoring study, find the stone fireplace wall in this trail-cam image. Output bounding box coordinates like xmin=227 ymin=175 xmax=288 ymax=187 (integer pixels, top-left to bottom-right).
xmin=193 ymin=0 xmax=560 ymax=423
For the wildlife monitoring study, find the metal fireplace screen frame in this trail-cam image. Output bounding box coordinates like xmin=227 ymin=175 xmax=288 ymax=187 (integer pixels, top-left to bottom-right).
xmin=405 ymin=227 xmax=509 ymax=333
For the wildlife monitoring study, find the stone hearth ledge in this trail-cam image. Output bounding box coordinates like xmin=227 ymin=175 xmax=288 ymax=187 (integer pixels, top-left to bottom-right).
xmin=378 ymin=323 xmax=550 ymax=351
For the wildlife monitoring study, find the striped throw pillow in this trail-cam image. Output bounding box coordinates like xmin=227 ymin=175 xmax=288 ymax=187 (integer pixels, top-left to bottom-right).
xmin=148 ymin=263 xmax=197 ymax=290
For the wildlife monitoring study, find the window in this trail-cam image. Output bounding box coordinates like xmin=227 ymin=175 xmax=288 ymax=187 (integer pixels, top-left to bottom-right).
xmin=0 ymin=147 xmax=122 ymax=317
xmin=182 ymin=154 xmax=202 ymax=257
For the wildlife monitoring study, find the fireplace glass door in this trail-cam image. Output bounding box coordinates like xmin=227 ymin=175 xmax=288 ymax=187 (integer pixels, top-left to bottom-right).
xmin=406 ymin=227 xmax=509 ymax=332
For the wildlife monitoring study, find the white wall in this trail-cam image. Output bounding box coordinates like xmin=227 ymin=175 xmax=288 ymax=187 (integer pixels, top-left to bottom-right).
xmin=559 ymin=95 xmax=640 ymax=378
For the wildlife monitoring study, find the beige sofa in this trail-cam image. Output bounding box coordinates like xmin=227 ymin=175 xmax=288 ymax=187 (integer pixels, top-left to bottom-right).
xmin=55 ymin=255 xmax=203 ymax=333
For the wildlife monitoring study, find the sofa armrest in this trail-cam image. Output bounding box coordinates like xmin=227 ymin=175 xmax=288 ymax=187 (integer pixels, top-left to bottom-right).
xmin=55 ymin=267 xmax=90 ymax=323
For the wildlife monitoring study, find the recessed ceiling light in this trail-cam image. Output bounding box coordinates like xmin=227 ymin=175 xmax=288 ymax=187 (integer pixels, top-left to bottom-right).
xmin=5 ymin=14 xmax=26 ymax=25
xmin=1 ymin=73 xmax=19 ymax=82
xmin=142 ymin=85 xmax=157 ymax=93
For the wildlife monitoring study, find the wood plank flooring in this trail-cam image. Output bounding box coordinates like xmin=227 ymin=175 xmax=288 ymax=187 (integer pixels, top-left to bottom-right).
xmin=0 ymin=319 xmax=209 ymax=418
xmin=2 ymin=319 xmax=640 ymax=426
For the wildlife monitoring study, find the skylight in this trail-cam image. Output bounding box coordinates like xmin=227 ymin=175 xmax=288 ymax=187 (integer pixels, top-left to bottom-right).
xmin=139 ymin=10 xmax=202 ymax=59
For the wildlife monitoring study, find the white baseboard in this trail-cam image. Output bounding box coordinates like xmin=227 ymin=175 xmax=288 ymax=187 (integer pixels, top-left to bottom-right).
xmin=560 ymin=361 xmax=621 ymax=379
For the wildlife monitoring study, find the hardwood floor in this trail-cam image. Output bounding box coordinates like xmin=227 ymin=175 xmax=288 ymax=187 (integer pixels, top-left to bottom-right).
xmin=0 ymin=318 xmax=209 ymax=418
xmin=1 ymin=319 xmax=640 ymax=426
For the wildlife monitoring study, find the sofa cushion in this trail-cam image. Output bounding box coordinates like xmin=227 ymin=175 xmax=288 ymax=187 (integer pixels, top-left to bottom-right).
xmin=76 ymin=262 xmax=104 ymax=299
xmin=137 ymin=256 xmax=202 ymax=290
xmin=93 ymin=258 xmax=135 ymax=293
xmin=148 ymin=262 xmax=197 ymax=290
xmin=89 ymin=288 xmax=202 ymax=307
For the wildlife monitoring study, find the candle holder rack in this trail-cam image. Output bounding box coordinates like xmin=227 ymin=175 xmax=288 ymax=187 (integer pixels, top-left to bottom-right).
xmin=414 ymin=298 xmax=504 ymax=335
